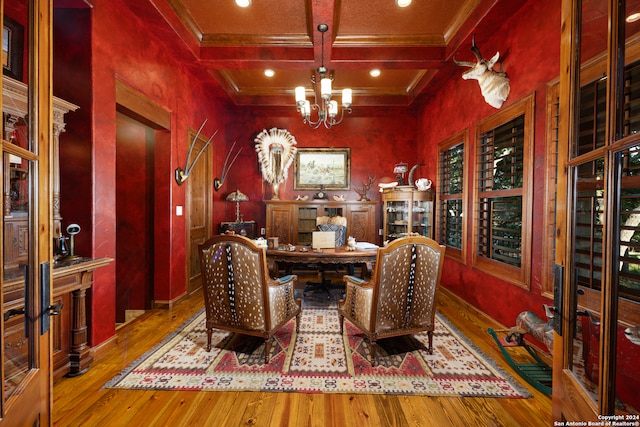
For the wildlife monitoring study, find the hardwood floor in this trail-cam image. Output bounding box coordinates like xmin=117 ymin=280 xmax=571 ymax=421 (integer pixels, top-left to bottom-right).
xmin=53 ymin=273 xmax=552 ymax=426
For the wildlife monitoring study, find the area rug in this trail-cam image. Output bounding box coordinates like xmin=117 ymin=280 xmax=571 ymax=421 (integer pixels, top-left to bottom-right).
xmin=104 ymin=293 xmax=531 ymax=398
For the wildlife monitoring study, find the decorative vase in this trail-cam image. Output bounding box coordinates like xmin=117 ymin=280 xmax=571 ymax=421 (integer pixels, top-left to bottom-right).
xmin=272 ymin=182 xmax=280 ymax=200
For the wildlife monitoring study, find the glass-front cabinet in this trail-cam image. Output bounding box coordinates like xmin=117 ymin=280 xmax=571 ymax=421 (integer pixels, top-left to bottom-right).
xmin=382 ymin=186 xmax=433 ymax=242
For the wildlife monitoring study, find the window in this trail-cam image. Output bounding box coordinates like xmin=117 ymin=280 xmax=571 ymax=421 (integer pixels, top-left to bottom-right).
xmin=437 ymin=130 xmax=468 ymax=262
xmin=473 ymin=94 xmax=534 ymax=288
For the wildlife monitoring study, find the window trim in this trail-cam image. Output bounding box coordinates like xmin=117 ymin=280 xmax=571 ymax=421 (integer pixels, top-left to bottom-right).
xmin=436 ymin=129 xmax=469 ymax=263
xmin=472 ymin=93 xmax=535 ymax=289
xmin=542 ymin=81 xmax=560 ymax=299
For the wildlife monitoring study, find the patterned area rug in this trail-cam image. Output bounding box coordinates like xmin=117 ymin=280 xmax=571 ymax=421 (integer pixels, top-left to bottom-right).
xmin=104 ymin=293 xmax=531 ymax=397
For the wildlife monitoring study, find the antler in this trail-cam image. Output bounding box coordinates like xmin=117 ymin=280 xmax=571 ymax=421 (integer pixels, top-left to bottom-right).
xmin=175 ymin=120 xmax=218 ymax=186
xmin=453 ymin=35 xmax=482 ymax=67
xmin=470 ymin=35 xmax=483 ymax=61
xmin=214 ymin=141 xmax=243 ymax=191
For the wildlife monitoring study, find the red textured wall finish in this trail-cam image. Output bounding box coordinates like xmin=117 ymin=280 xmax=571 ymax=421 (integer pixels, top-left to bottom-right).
xmin=415 ymin=0 xmax=560 ymax=327
xmin=54 ymin=8 xmax=93 ymax=258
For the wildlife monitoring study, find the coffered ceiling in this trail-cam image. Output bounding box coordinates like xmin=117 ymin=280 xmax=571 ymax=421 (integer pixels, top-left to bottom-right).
xmin=155 ymin=0 xmax=527 ymax=107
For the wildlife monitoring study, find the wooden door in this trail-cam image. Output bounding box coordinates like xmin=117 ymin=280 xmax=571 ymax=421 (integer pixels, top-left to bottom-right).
xmin=1 ymin=1 xmax=53 ymax=424
xmin=187 ymin=130 xmax=212 ymax=295
xmin=555 ymin=0 xmax=640 ymax=420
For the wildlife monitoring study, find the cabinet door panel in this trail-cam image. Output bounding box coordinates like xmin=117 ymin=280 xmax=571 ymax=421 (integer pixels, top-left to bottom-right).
xmin=267 ymin=205 xmax=293 ymax=244
xmin=347 ymin=205 xmax=375 ymax=243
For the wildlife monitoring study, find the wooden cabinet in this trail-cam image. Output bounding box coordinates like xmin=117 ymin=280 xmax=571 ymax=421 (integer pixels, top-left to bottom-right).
xmin=382 ymin=186 xmax=434 ymax=242
xmin=265 ymin=200 xmax=377 ymax=246
xmin=3 ymin=258 xmax=112 ymax=380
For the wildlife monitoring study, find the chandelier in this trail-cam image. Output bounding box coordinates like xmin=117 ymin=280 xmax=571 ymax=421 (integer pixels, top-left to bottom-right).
xmin=295 ymin=24 xmax=352 ymax=129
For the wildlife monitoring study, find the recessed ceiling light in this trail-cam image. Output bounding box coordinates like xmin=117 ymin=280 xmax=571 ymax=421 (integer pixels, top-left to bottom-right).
xmin=264 ymin=69 xmax=275 ymax=77
xmin=370 ymin=69 xmax=381 ymax=77
xmin=627 ymin=12 xmax=640 ymax=23
xmin=235 ymin=0 xmax=251 ymax=7
xmin=396 ymin=0 xmax=412 ymax=7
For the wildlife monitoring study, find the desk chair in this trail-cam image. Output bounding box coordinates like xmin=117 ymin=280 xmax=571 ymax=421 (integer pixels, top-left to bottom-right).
xmin=303 ymin=215 xmax=347 ymax=297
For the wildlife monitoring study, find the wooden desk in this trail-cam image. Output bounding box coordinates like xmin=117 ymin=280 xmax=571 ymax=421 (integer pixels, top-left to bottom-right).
xmin=266 ymin=246 xmax=377 ymax=279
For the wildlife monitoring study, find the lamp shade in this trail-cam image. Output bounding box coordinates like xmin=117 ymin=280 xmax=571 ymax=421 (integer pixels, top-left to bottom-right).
xmin=303 ymin=100 xmax=311 ymax=118
xmin=342 ymin=88 xmax=352 ymax=107
xmin=295 ymin=86 xmax=306 ymax=105
xmin=320 ymin=78 xmax=332 ymax=100
xmin=393 ymin=162 xmax=409 ymax=174
xmin=226 ymin=189 xmax=249 ymax=202
xmin=328 ymin=100 xmax=338 ymax=118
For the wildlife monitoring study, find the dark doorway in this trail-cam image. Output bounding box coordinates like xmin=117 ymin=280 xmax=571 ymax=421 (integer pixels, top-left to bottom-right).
xmin=115 ymin=111 xmax=155 ymax=324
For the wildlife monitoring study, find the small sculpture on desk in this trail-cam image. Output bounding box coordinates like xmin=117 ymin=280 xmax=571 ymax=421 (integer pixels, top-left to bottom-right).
xmin=346 ymin=236 xmax=357 ymax=251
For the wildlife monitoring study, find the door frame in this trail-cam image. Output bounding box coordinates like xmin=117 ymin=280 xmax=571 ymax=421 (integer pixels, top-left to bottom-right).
xmin=555 ymin=0 xmax=640 ymax=420
xmin=0 ymin=0 xmax=54 ymax=424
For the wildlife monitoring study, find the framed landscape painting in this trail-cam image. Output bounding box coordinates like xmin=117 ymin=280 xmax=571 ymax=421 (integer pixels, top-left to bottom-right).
xmin=294 ymin=148 xmax=350 ymax=190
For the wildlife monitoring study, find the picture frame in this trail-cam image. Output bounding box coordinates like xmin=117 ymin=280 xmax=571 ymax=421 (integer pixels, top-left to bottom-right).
xmin=294 ymin=148 xmax=351 ymax=191
xmin=3 ymin=16 xmax=23 ymax=81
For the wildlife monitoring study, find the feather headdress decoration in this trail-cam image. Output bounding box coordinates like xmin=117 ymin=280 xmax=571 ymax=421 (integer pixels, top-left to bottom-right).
xmin=255 ymin=128 xmax=298 ymax=185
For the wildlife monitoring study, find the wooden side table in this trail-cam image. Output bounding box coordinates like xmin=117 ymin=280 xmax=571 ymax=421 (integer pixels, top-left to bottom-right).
xmin=218 ymin=221 xmax=256 ymax=238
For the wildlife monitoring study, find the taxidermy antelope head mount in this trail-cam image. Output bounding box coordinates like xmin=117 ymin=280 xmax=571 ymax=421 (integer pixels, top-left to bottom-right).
xmin=175 ymin=120 xmax=218 ymax=186
xmin=453 ymin=36 xmax=510 ymax=109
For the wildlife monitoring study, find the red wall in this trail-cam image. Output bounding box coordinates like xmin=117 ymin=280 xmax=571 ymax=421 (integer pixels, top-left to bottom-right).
xmin=54 ymin=8 xmax=93 ymax=257
xmin=415 ymin=0 xmax=560 ymax=327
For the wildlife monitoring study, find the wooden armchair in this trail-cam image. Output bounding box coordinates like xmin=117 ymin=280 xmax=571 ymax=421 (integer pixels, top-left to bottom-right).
xmin=338 ymin=235 xmax=445 ymax=365
xmin=198 ymin=234 xmax=301 ymax=363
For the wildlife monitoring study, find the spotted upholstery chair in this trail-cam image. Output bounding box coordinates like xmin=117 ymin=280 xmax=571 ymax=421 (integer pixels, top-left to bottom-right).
xmin=338 ymin=235 xmax=445 ymax=365
xmin=198 ymin=234 xmax=301 ymax=363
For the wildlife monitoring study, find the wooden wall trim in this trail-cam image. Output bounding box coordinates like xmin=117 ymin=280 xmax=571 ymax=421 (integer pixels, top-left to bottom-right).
xmin=115 ymin=79 xmax=170 ymax=130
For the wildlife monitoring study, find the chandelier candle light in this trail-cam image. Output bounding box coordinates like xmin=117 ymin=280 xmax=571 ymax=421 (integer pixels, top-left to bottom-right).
xmin=295 ymin=24 xmax=352 ymax=129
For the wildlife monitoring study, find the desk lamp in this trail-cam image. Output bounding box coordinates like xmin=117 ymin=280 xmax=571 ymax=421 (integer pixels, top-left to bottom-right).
xmin=226 ymin=189 xmax=249 ymax=223
xmin=393 ymin=162 xmax=409 ymax=185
